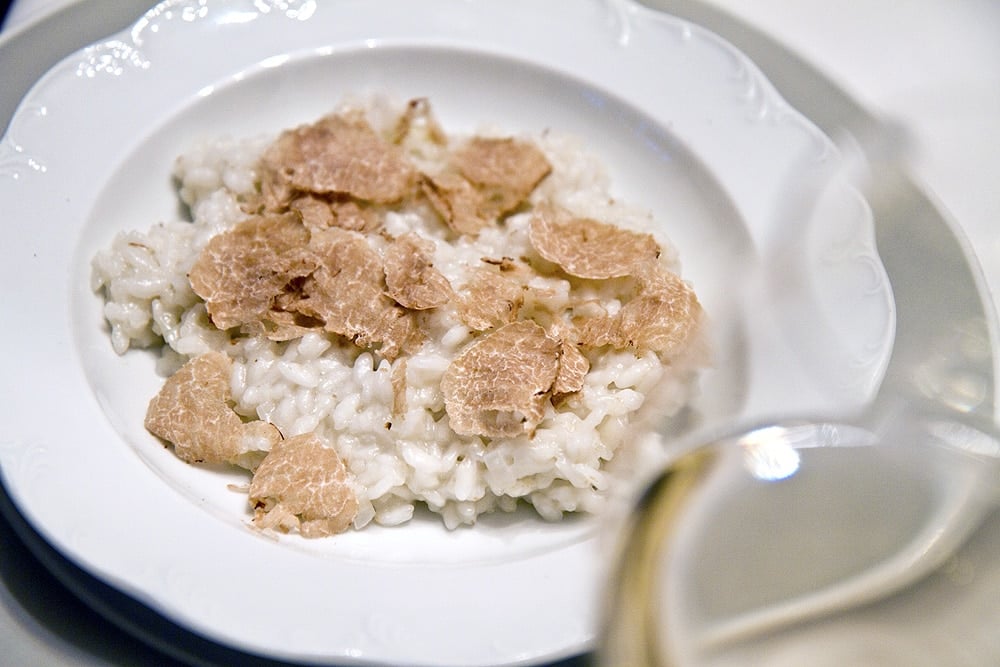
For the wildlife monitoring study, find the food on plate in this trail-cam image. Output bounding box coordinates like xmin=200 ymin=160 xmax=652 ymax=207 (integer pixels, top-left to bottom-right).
xmin=144 ymin=351 xmax=279 ymax=470
xmin=249 ymin=432 xmax=358 ymax=538
xmin=92 ymin=96 xmax=708 ymax=536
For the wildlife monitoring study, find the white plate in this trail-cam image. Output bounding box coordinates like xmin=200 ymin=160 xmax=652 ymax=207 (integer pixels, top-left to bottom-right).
xmin=0 ymin=0 xmax=894 ymax=664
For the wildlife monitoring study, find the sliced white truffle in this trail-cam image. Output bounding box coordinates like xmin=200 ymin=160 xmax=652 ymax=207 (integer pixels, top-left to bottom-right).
xmin=390 ymin=97 xmax=448 ymax=146
xmin=188 ymin=212 xmax=315 ymax=332
xmin=249 ymin=433 xmax=358 ymax=538
xmin=260 ymin=111 xmax=416 ymax=207
xmin=383 ymin=232 xmax=454 ymax=310
xmin=420 ymin=171 xmax=491 ymax=235
xmin=289 ymin=195 xmax=335 ymax=230
xmin=422 ymin=136 xmax=551 ymax=235
xmin=145 ymin=352 xmax=280 ymax=469
xmin=441 ymin=321 xmax=560 ymax=438
xmin=391 ymin=358 xmax=408 ymax=417
xmin=528 ymin=205 xmax=661 ymax=279
xmin=579 ymin=263 xmax=702 ymax=355
xmin=454 ymin=136 xmax=551 ymax=216
xmin=291 ymin=195 xmax=379 ymax=233
xmin=553 ymin=340 xmax=590 ymax=396
xmin=455 ymin=268 xmax=524 ymax=331
xmin=290 ymin=228 xmax=423 ymax=360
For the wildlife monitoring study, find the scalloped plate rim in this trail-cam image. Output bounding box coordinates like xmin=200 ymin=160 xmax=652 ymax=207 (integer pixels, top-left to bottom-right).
xmin=0 ymin=0 xmax=895 ymax=664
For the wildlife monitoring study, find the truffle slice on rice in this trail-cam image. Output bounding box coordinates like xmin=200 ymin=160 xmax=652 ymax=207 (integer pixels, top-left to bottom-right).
xmin=421 ymin=171 xmax=492 ymax=235
xmin=188 ymin=212 xmax=315 ymax=332
xmin=454 ymin=136 xmax=552 ymax=217
xmin=455 ymin=267 xmax=524 ymax=331
xmin=383 ymin=232 xmax=454 ymax=310
xmin=579 ymin=263 xmax=702 ymax=355
xmin=441 ymin=321 xmax=561 ymax=439
xmin=552 ymin=339 xmax=590 ymax=396
xmin=290 ymin=195 xmax=379 ymax=234
xmin=249 ymin=433 xmax=358 ymax=538
xmin=391 ymin=358 xmax=408 ymax=417
xmin=290 ymin=228 xmax=423 ymax=360
xmin=528 ymin=205 xmax=661 ymax=279
xmin=259 ymin=111 xmax=416 ymax=208
xmin=390 ymin=97 xmax=448 ymax=146
xmin=289 ymin=195 xmax=335 ymax=230
xmin=422 ymin=137 xmax=552 ymax=235
xmin=144 ymin=351 xmax=280 ymax=469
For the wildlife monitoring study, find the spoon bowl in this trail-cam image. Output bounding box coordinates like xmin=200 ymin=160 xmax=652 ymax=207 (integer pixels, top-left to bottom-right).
xmin=602 ymin=399 xmax=1000 ymax=665
xmin=600 ymin=117 xmax=1000 ymax=665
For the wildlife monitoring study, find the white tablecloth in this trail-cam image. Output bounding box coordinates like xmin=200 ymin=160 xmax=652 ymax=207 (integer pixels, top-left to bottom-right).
xmin=2 ymin=1 xmax=998 ymax=665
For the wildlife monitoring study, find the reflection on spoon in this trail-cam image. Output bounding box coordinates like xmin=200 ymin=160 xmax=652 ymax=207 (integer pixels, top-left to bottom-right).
xmin=600 ymin=401 xmax=1000 ymax=665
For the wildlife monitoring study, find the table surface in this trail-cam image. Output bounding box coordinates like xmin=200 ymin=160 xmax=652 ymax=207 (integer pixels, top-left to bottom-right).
xmin=2 ymin=1 xmax=999 ymax=665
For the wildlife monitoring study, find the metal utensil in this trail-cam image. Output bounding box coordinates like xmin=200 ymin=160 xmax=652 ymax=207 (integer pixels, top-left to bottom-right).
xmin=600 ymin=117 xmax=999 ymax=666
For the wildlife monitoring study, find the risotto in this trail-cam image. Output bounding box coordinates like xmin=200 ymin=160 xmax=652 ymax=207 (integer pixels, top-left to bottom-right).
xmin=91 ymin=97 xmax=707 ymax=535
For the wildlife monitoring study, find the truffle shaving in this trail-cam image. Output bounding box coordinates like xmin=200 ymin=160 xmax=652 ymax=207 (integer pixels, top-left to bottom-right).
xmin=260 ymin=112 xmax=415 ymax=207
xmin=528 ymin=205 xmax=661 ymax=279
xmin=329 ymin=199 xmax=379 ymax=232
xmin=188 ymin=213 xmax=315 ymax=332
xmin=553 ymin=340 xmax=590 ymax=396
xmin=441 ymin=321 xmax=560 ymax=438
xmin=420 ymin=171 xmax=492 ymax=235
xmin=289 ymin=195 xmax=335 ymax=231
xmin=144 ymin=352 xmax=280 ymax=468
xmin=249 ymin=433 xmax=358 ymax=537
xmin=391 ymin=358 xmax=408 ymax=417
xmin=456 ymin=268 xmax=524 ymax=331
xmin=454 ymin=137 xmax=552 ymax=217
xmin=390 ymin=97 xmax=448 ymax=146
xmin=290 ymin=228 xmax=422 ymax=360
xmin=384 ymin=232 xmax=454 ymax=310
xmin=290 ymin=195 xmax=379 ymax=233
xmin=579 ymin=263 xmax=702 ymax=355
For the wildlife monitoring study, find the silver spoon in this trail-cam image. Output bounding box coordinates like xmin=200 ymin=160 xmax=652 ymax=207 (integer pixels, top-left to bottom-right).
xmin=601 ymin=126 xmax=1000 ymax=665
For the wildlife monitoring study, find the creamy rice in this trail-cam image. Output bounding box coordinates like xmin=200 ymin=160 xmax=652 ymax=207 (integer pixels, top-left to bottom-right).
xmin=91 ymin=97 xmax=706 ymax=531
